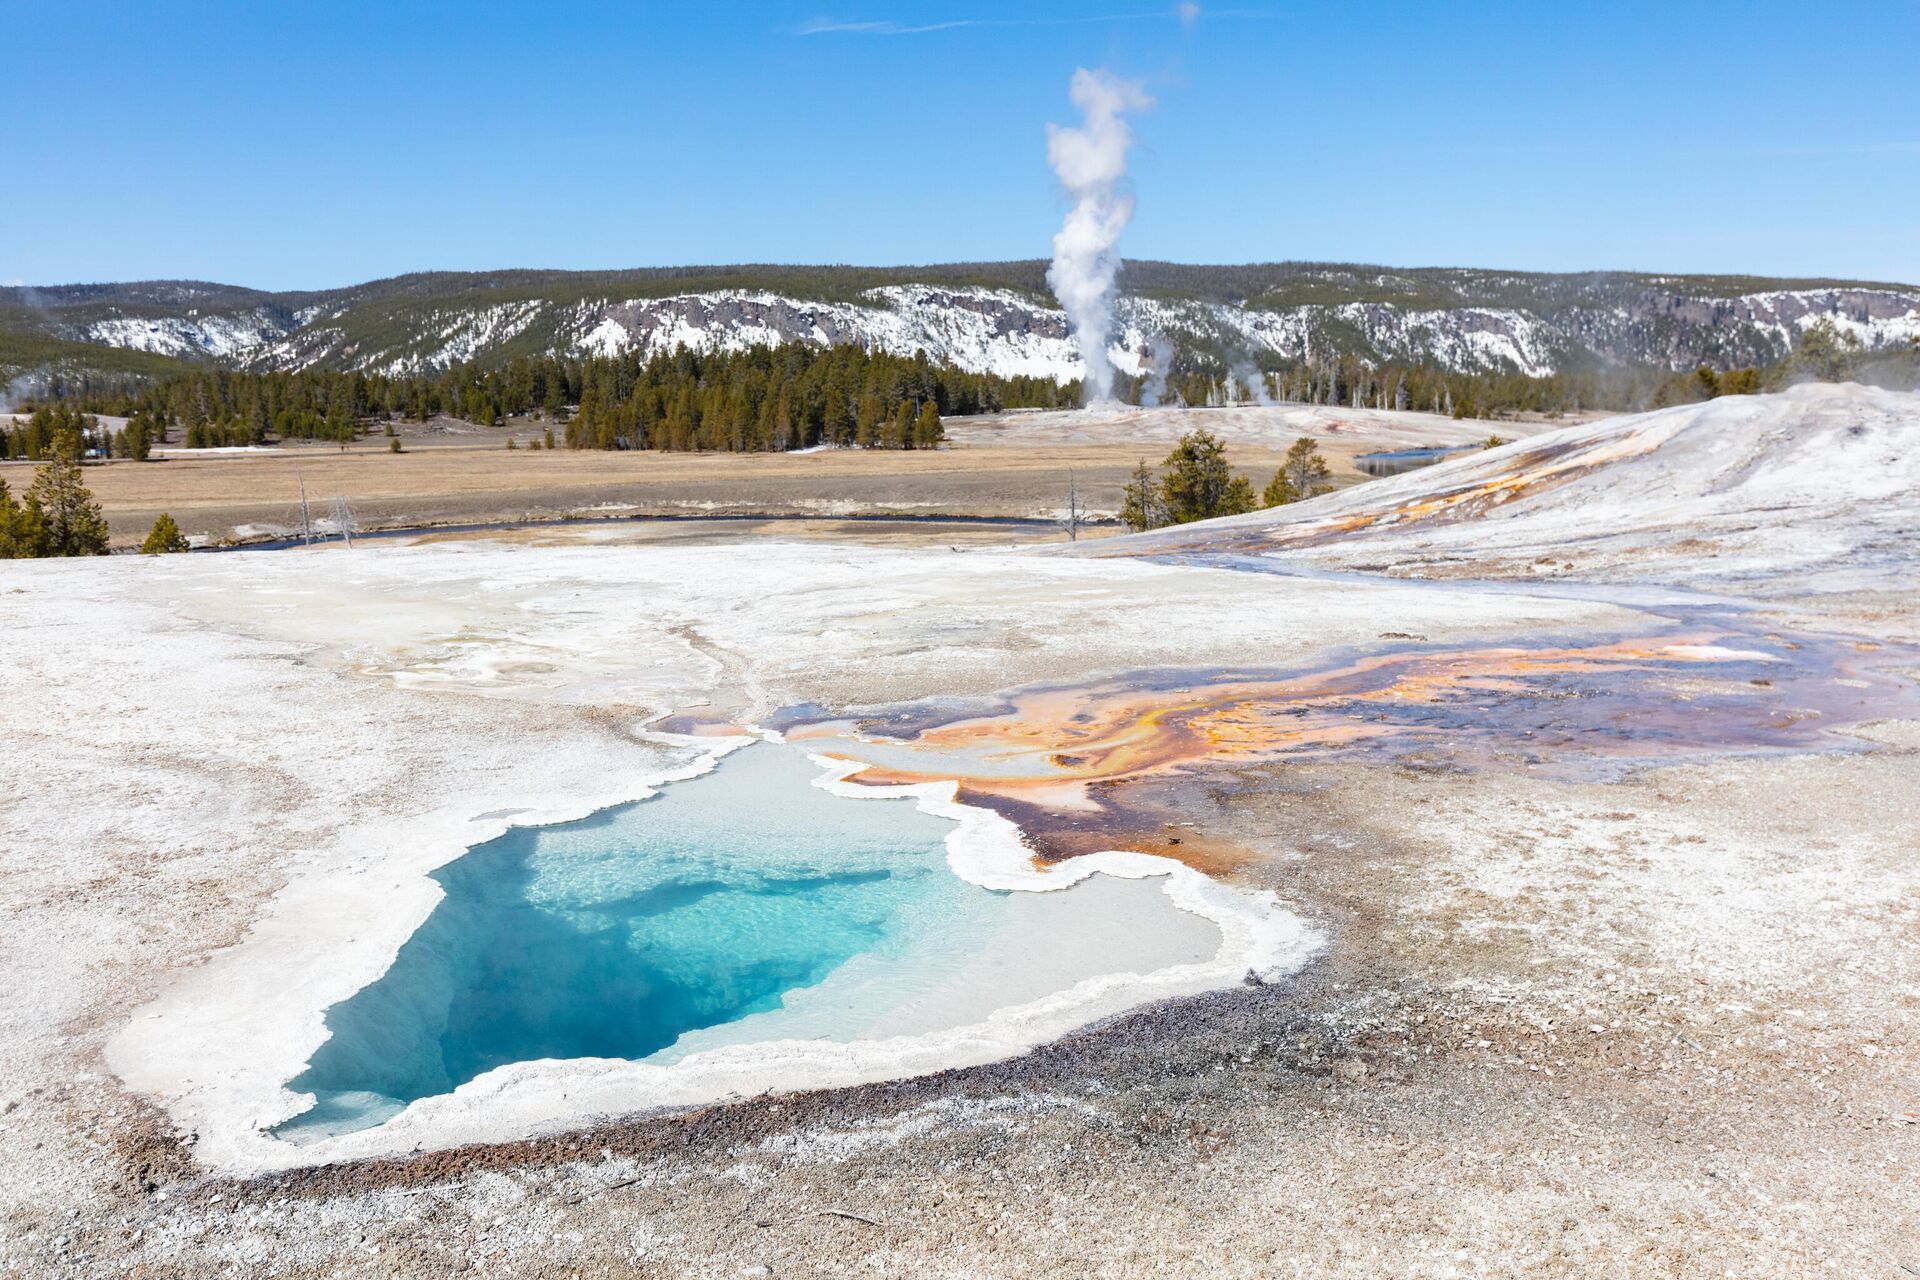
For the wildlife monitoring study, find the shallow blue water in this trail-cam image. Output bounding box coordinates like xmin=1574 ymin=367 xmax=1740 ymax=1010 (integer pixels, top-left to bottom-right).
xmin=1354 ymin=445 xmax=1477 ymax=476
xmin=279 ymin=744 xmax=972 ymax=1138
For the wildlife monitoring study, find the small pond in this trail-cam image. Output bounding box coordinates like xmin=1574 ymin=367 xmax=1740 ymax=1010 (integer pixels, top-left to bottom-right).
xmin=1354 ymin=445 xmax=1478 ymax=477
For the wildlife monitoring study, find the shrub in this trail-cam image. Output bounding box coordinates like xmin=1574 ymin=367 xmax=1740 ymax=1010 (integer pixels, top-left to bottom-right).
xmin=140 ymin=513 xmax=190 ymax=554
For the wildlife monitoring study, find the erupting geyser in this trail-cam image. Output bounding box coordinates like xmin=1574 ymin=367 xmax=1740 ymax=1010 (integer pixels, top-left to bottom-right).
xmin=1046 ymin=68 xmax=1151 ymax=405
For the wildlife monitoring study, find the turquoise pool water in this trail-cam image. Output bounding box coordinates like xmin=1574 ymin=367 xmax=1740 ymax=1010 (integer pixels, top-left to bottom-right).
xmin=277 ymin=744 xmax=1220 ymax=1141
xmin=279 ymin=744 xmax=965 ymax=1136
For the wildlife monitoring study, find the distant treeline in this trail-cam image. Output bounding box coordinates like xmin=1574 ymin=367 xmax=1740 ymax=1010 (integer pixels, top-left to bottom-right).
xmin=36 ymin=344 xmax=1665 ymax=446
xmin=42 ymin=345 xmax=1078 ymax=452
xmin=1138 ymin=360 xmax=1656 ymax=419
xmin=1 ymin=404 xmax=155 ymax=461
xmin=558 ymin=345 xmax=1047 ymax=451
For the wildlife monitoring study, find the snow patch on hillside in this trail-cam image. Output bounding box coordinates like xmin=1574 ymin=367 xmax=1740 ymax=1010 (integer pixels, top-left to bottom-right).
xmin=85 ymin=310 xmax=289 ymax=361
xmin=580 ymin=316 xmax=631 ymax=358
xmin=1768 ymin=291 xmax=1920 ymax=351
xmin=565 ymin=287 xmax=1093 ymax=382
xmin=379 ymin=302 xmax=549 ymax=375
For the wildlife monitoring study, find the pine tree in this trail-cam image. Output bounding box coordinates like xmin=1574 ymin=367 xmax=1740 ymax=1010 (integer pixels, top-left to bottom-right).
xmin=139 ymin=512 xmax=189 ymax=554
xmin=884 ymin=401 xmax=912 ymax=449
xmin=771 ymin=389 xmax=795 ymax=450
xmin=1276 ymin=436 xmax=1332 ymax=501
xmin=1158 ymin=429 xmax=1256 ymax=524
xmin=1120 ymin=460 xmax=1167 ymax=532
xmin=855 ymin=393 xmax=883 ymax=448
xmin=0 ymin=476 xmax=28 ymax=558
xmin=113 ymin=414 xmax=154 ymax=461
xmin=50 ymin=425 xmax=81 ymax=463
xmin=665 ymin=387 xmax=695 ymax=450
xmin=23 ymin=452 xmax=110 ymax=556
xmin=1261 ymin=469 xmax=1297 ymax=507
xmin=823 ymin=388 xmax=853 ymax=446
xmin=914 ymin=400 xmax=944 ymax=448
xmin=1793 ymin=317 xmax=1860 ymax=382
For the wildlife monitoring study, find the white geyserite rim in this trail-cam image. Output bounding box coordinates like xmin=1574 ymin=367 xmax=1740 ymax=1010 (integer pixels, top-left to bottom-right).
xmin=107 ymin=728 xmax=1321 ymax=1176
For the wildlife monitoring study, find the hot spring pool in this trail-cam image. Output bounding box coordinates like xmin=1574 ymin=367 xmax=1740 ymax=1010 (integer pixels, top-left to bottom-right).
xmin=1354 ymin=445 xmax=1477 ymax=476
xmin=277 ymin=742 xmax=1223 ymax=1140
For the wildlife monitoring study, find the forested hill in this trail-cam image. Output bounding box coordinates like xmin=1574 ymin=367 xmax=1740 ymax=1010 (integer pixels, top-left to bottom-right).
xmin=5 ymin=261 xmax=1917 ymax=397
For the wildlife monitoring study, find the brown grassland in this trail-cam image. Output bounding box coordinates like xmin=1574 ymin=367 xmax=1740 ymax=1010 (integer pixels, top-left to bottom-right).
xmin=66 ymin=436 xmax=1182 ymax=545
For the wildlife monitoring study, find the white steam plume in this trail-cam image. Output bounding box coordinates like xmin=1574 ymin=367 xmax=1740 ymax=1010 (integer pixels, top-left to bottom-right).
xmin=1139 ymin=336 xmax=1175 ymax=407
xmin=1046 ymin=68 xmax=1152 ymax=406
xmin=0 ymin=372 xmax=49 ymax=414
xmin=1233 ymin=360 xmax=1275 ymax=406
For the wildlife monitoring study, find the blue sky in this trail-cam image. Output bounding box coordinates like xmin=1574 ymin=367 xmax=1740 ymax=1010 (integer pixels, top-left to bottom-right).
xmin=4 ymin=1 xmax=1916 ymax=289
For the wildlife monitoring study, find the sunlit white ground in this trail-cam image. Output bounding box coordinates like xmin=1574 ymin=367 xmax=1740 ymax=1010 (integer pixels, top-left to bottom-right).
xmin=0 ymin=520 xmax=1621 ymax=1175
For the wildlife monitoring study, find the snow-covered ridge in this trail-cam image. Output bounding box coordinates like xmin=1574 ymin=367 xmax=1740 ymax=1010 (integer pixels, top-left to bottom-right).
xmin=497 ymin=283 xmax=1920 ymax=384
xmin=64 ymin=282 xmax=1920 ymax=382
xmin=537 ymin=289 xmax=1564 ymax=381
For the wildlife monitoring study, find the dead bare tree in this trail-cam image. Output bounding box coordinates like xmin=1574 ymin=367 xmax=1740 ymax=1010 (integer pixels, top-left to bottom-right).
xmin=330 ymin=495 xmax=357 ymax=548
